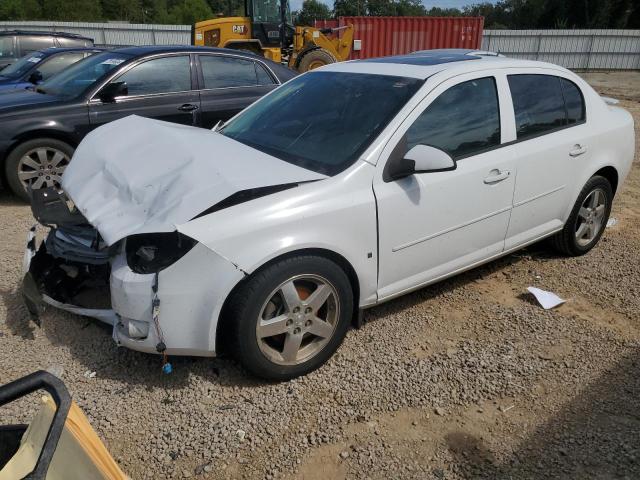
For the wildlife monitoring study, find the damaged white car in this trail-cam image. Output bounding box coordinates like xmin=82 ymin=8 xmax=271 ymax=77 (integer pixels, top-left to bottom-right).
xmin=23 ymin=51 xmax=635 ymax=380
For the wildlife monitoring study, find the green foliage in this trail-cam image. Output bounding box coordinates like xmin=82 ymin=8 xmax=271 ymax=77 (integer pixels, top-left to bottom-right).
xmin=0 ymin=0 xmax=637 ymax=28
xmin=295 ymin=0 xmax=330 ymax=26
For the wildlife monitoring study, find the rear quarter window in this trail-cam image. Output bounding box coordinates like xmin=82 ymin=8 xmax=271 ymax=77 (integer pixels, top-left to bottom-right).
xmin=560 ymin=78 xmax=586 ymax=125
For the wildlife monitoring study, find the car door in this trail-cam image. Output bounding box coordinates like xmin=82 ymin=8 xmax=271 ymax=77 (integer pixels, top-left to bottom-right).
xmin=374 ymin=73 xmax=518 ymax=300
xmin=196 ymin=53 xmax=278 ymax=129
xmin=504 ymin=72 xmax=590 ymax=250
xmin=88 ymin=54 xmax=199 ymax=129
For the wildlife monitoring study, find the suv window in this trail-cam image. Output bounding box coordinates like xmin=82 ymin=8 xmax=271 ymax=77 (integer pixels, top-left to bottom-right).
xmin=406 ymin=77 xmax=501 ymax=159
xmin=115 ymin=55 xmax=191 ymax=96
xmin=57 ymin=37 xmax=93 ymax=48
xmin=560 ymin=78 xmax=585 ymax=125
xmin=508 ymin=74 xmax=569 ymax=139
xmin=0 ymin=36 xmax=15 ymax=58
xmin=19 ymin=36 xmax=55 ymax=55
xmin=199 ymin=55 xmax=258 ymax=89
xmin=37 ymin=52 xmax=86 ymax=81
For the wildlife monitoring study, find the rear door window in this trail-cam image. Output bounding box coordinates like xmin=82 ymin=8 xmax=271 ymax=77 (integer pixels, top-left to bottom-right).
xmin=199 ymin=55 xmax=258 ymax=89
xmin=115 ymin=55 xmax=192 ymax=96
xmin=405 ymin=77 xmax=501 ymax=159
xmin=255 ymin=63 xmax=276 ymax=85
xmin=18 ymin=36 xmax=55 ymax=55
xmin=560 ymin=78 xmax=586 ymax=125
xmin=508 ymin=74 xmax=568 ymax=139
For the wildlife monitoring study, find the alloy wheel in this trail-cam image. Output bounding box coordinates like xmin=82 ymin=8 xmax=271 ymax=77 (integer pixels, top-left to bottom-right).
xmin=256 ymin=274 xmax=340 ymax=366
xmin=17 ymin=147 xmax=70 ymax=192
xmin=575 ymin=188 xmax=607 ymax=247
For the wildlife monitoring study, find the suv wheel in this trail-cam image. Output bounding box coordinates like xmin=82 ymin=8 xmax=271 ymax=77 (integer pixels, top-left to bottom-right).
xmin=551 ymin=175 xmax=613 ymax=256
xmin=5 ymin=138 xmax=74 ymax=201
xmin=226 ymin=255 xmax=353 ymax=380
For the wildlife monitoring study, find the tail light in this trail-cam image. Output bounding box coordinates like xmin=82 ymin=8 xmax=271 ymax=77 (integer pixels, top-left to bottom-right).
xmin=125 ymin=232 xmax=196 ymax=274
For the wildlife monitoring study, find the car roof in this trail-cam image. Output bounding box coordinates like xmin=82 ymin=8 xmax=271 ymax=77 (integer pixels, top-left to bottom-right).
xmin=0 ymin=30 xmax=92 ymax=40
xmin=319 ymin=49 xmax=569 ymax=79
xmin=36 ymin=47 xmax=105 ymax=55
xmin=111 ymin=45 xmax=256 ymax=57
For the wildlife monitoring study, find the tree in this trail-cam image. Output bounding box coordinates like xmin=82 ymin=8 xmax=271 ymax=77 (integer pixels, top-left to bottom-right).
xmin=42 ymin=0 xmax=103 ymax=21
xmin=296 ymin=0 xmax=330 ymax=25
xmin=0 ymin=0 xmax=42 ymax=20
xmin=167 ymin=0 xmax=213 ymax=24
xmin=101 ymin=0 xmax=144 ymax=22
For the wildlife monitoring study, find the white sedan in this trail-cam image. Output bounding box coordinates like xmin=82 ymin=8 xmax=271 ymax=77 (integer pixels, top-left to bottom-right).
xmin=23 ymin=50 xmax=635 ymax=380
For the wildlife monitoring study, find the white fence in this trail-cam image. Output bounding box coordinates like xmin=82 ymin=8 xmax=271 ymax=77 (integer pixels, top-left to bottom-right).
xmin=482 ymin=29 xmax=640 ymax=70
xmin=1 ymin=21 xmax=639 ymax=70
xmin=0 ymin=21 xmax=191 ymax=47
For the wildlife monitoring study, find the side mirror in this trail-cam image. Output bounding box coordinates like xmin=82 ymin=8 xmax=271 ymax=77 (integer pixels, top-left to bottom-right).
xmin=28 ymin=70 xmax=43 ymax=84
xmin=385 ymin=144 xmax=456 ymax=181
xmin=97 ymin=81 xmax=127 ymax=103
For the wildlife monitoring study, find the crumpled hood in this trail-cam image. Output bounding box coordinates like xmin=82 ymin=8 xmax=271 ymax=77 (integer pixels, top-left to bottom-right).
xmin=62 ymin=115 xmax=326 ymax=246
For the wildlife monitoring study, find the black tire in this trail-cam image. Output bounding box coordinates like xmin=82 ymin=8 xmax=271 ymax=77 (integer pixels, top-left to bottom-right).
xmin=551 ymin=175 xmax=613 ymax=256
xmin=225 ymin=255 xmax=353 ymax=380
xmin=5 ymin=138 xmax=74 ymax=202
xmin=297 ymin=49 xmax=336 ymax=73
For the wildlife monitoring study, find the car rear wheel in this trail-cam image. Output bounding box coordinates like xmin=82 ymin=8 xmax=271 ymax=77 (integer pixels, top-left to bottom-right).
xmin=5 ymin=138 xmax=74 ymax=201
xmin=551 ymin=175 xmax=613 ymax=256
xmin=225 ymin=255 xmax=353 ymax=380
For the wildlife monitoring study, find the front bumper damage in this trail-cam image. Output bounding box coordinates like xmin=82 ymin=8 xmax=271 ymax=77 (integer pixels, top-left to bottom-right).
xmin=22 ymin=188 xmax=245 ymax=357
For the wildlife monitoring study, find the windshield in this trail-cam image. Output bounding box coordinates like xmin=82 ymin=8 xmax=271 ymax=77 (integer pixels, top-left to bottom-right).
xmin=1 ymin=52 xmax=44 ymax=78
xmin=252 ymin=0 xmax=292 ymax=24
xmin=38 ymin=52 xmax=132 ymax=98
xmin=221 ymin=71 xmax=423 ymax=176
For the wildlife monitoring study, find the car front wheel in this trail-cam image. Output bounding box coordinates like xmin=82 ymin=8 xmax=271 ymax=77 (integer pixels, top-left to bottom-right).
xmin=5 ymin=138 xmax=74 ymax=202
xmin=551 ymin=175 xmax=613 ymax=256
xmin=226 ymin=255 xmax=353 ymax=380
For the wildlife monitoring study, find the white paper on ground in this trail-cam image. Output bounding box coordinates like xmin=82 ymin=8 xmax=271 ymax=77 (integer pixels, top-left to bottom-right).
xmin=606 ymin=218 xmax=618 ymax=227
xmin=527 ymin=287 xmax=565 ymax=310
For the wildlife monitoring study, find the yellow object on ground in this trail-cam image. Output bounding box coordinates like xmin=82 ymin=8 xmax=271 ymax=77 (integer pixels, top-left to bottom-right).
xmin=0 ymin=396 xmax=128 ymax=480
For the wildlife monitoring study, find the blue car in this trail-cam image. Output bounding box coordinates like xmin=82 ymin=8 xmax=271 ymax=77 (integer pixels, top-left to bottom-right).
xmin=0 ymin=47 xmax=103 ymax=92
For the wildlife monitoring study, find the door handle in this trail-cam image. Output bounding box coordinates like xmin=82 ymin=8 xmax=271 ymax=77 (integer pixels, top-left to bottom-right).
xmin=484 ymin=169 xmax=511 ymax=184
xmin=178 ymin=103 xmax=199 ymax=112
xmin=569 ymin=144 xmax=587 ymax=157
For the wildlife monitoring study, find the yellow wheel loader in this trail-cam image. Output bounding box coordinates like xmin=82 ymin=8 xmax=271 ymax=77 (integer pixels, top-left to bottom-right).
xmin=192 ymin=0 xmax=353 ymax=72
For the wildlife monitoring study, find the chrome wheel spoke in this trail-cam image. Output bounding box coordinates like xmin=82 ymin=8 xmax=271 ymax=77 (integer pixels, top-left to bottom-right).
xmin=305 ymin=284 xmax=331 ymax=313
xmin=578 ymin=207 xmax=590 ymax=220
xmin=576 ymin=222 xmax=588 ymax=239
xmin=594 ymin=204 xmax=605 ymax=220
xmin=36 ymin=149 xmax=48 ymax=165
xmin=31 ymin=177 xmax=46 ymax=189
xmin=21 ymin=155 xmax=41 ymax=170
xmin=18 ymin=171 xmax=40 ymax=180
xmin=257 ymin=314 xmax=290 ymax=339
xmin=307 ymin=317 xmax=333 ymax=339
xmin=49 ymin=151 xmax=66 ymax=167
xmin=280 ymin=281 xmax=301 ymax=312
xmin=282 ymin=333 xmax=303 ymax=362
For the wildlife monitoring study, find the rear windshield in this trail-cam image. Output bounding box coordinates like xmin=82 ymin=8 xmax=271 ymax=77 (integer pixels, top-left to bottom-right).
xmin=221 ymin=71 xmax=423 ymax=176
xmin=38 ymin=51 xmax=132 ymax=98
xmin=0 ymin=51 xmax=44 ymax=78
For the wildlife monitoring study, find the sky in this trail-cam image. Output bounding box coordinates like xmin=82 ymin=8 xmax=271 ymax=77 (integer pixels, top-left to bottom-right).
xmin=291 ymin=0 xmax=490 ymax=12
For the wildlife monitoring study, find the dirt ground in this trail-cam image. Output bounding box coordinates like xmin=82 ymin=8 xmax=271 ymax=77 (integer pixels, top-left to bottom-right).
xmin=0 ymin=71 xmax=639 ymax=480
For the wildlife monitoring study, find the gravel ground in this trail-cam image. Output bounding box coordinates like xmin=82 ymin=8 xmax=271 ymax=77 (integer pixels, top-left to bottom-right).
xmin=1 ymin=72 xmax=639 ymax=480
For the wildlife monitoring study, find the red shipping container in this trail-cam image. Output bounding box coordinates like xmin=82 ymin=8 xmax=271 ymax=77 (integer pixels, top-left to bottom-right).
xmin=314 ymin=17 xmax=484 ymax=60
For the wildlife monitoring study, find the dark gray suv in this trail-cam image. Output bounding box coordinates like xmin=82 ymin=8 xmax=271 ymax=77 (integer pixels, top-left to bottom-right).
xmin=0 ymin=31 xmax=94 ymax=70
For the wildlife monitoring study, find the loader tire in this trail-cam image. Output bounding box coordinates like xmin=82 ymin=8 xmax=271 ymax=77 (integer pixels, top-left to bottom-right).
xmin=297 ymin=49 xmax=336 ymax=72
